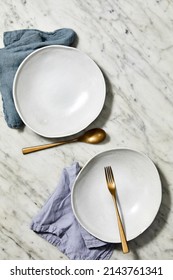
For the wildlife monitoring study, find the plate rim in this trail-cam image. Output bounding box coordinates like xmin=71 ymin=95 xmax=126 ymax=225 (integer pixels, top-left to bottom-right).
xmin=13 ymin=45 xmax=106 ymax=138
xmin=71 ymin=148 xmax=162 ymax=243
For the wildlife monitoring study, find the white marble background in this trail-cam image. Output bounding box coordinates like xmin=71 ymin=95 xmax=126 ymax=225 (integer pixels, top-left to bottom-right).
xmin=0 ymin=0 xmax=173 ymax=260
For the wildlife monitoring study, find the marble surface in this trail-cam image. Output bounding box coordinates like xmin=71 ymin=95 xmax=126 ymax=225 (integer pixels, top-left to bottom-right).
xmin=0 ymin=0 xmax=173 ymax=260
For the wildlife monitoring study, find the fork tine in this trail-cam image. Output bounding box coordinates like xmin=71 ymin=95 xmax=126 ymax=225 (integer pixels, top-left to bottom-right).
xmin=109 ymin=166 xmax=115 ymax=184
xmin=104 ymin=167 xmax=109 ymax=184
xmin=105 ymin=166 xmax=112 ymax=184
xmin=108 ymin=166 xmax=112 ymax=183
xmin=104 ymin=166 xmax=111 ymax=183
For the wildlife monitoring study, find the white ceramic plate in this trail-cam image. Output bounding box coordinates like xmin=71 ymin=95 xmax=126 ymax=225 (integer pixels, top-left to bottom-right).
xmin=71 ymin=148 xmax=162 ymax=243
xmin=13 ymin=46 xmax=106 ymax=138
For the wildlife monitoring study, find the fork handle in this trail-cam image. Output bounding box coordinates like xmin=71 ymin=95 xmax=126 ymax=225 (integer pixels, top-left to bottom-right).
xmin=112 ymin=195 xmax=129 ymax=254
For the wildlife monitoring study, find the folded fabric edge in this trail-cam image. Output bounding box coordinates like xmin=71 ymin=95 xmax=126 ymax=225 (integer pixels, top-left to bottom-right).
xmin=3 ymin=28 xmax=77 ymax=47
xmin=31 ymin=222 xmax=114 ymax=260
xmin=29 ymin=162 xmax=114 ymax=260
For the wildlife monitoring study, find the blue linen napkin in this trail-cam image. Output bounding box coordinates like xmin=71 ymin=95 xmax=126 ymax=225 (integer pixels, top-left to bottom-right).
xmin=0 ymin=28 xmax=77 ymax=128
xmin=31 ymin=162 xmax=114 ymax=260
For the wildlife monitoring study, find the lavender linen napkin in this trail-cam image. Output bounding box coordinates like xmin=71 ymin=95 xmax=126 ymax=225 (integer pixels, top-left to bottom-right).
xmin=0 ymin=28 xmax=76 ymax=128
xmin=31 ymin=162 xmax=114 ymax=260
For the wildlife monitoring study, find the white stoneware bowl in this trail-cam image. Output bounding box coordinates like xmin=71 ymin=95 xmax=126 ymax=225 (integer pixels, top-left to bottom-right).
xmin=13 ymin=45 xmax=106 ymax=138
xmin=71 ymin=148 xmax=162 ymax=243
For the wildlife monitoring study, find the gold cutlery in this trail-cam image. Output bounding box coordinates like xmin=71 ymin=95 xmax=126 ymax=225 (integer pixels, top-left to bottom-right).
xmin=104 ymin=166 xmax=129 ymax=253
xmin=22 ymin=128 xmax=106 ymax=154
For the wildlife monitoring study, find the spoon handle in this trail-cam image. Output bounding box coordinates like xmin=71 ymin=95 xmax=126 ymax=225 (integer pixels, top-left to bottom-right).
xmin=22 ymin=141 xmax=72 ymax=154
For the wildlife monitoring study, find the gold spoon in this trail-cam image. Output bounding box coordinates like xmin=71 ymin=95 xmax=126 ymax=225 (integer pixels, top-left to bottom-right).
xmin=22 ymin=128 xmax=106 ymax=154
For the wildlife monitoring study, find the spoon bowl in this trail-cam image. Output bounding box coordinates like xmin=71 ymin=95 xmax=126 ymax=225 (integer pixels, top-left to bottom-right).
xmin=78 ymin=128 xmax=106 ymax=144
xmin=22 ymin=128 xmax=106 ymax=154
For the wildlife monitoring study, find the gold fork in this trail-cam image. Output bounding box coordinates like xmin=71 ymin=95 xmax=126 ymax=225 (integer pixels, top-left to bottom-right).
xmin=104 ymin=166 xmax=129 ymax=253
